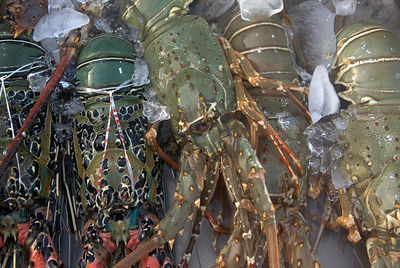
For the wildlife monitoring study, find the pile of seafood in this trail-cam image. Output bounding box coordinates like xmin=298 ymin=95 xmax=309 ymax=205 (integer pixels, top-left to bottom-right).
xmin=0 ymin=0 xmax=399 ymax=267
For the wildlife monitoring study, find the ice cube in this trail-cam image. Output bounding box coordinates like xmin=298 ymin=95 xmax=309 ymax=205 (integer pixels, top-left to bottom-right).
xmin=76 ymin=0 xmax=110 ymax=5
xmin=142 ymin=100 xmax=170 ymax=123
xmin=33 ymin=8 xmax=90 ymax=41
xmin=142 ymin=88 xmax=170 ymax=123
xmin=332 ymin=0 xmax=357 ymax=16
xmin=331 ymin=161 xmax=354 ymax=189
xmin=308 ymin=65 xmax=340 ymax=123
xmin=94 ymin=17 xmax=114 ymax=33
xmin=51 ymin=81 xmax=84 ymax=116
xmin=40 ymin=37 xmax=60 ymax=52
xmin=27 ymin=72 xmax=49 ymax=92
xmin=332 ymin=113 xmax=349 ymax=131
xmin=48 ymin=0 xmax=74 ymax=11
xmin=132 ymin=58 xmax=150 ymax=87
xmin=238 ymin=0 xmax=283 ymax=20
xmin=330 ymin=144 xmax=344 ymax=161
xmin=305 ymin=119 xmax=342 ymax=175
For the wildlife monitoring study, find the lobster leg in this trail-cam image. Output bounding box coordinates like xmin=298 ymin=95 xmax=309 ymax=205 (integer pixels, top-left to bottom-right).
xmin=281 ymin=211 xmax=321 ymax=268
xmin=113 ymin=144 xmax=206 ymax=268
xmin=179 ymin=200 xmax=232 ymax=268
xmin=213 ymin=214 xmax=249 ymax=268
xmin=249 ymin=123 xmax=259 ymax=151
xmin=178 ymin=160 xmax=220 ymax=268
xmin=205 ymin=210 xmax=232 ymax=235
xmin=365 ymin=208 xmax=400 ymax=268
xmin=336 ymin=187 xmax=361 ymax=243
xmin=81 ymin=221 xmax=112 ymax=267
xmin=233 ymin=73 xmax=303 ymax=199
xmin=218 ymin=37 xmax=311 ymax=123
xmin=366 ymin=236 xmax=398 ymax=268
xmin=23 ymin=212 xmax=59 ymax=268
xmin=223 ymin=119 xmax=280 ymax=268
xmin=219 ymin=154 xmax=257 ymax=267
xmin=147 ymin=123 xmax=228 ymax=242
xmin=308 ymin=173 xmax=324 ymax=200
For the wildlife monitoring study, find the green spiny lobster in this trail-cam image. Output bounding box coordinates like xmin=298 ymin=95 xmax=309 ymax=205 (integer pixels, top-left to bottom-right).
xmin=113 ymin=0 xmax=311 ymax=267
xmin=219 ymin=5 xmax=320 ymax=267
xmin=310 ymin=21 xmax=400 ymax=267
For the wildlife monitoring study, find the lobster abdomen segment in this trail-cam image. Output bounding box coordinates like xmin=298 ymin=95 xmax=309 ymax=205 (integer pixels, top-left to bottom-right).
xmin=333 ymin=22 xmax=400 ymax=104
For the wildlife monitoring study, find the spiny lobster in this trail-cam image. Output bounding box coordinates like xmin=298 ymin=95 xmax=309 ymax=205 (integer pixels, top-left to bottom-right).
xmin=0 ymin=22 xmax=58 ymax=267
xmin=113 ymin=0 xmax=310 ymax=267
xmin=72 ymin=34 xmax=172 ymax=267
xmin=219 ymin=5 xmax=319 ymax=267
xmin=308 ymin=21 xmax=400 ymax=268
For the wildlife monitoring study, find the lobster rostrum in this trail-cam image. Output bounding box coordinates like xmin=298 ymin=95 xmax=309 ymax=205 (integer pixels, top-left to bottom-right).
xmin=115 ymin=0 xmax=309 ymax=267
xmin=73 ymin=34 xmax=171 ymax=267
xmin=220 ymin=6 xmax=319 ymax=267
xmin=0 ymin=22 xmax=59 ymax=267
xmin=319 ymin=22 xmax=400 ymax=267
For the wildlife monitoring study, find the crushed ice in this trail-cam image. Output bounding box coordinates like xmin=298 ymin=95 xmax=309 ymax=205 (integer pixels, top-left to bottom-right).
xmin=132 ymin=58 xmax=150 ymax=87
xmin=305 ymin=118 xmax=342 ymax=175
xmin=142 ymin=88 xmax=170 ymax=123
xmin=92 ymin=3 xmax=138 ymax=42
xmin=308 ymin=65 xmax=340 ymax=123
xmin=237 ymin=0 xmax=283 ymax=20
xmin=305 ymin=111 xmax=355 ymax=189
xmin=332 ymin=0 xmax=357 ymax=15
xmin=27 ymin=71 xmax=50 ymax=92
xmin=48 ymin=0 xmax=74 ymax=11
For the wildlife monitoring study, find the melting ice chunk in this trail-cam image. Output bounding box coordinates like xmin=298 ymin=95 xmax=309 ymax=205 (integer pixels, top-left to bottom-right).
xmin=33 ymin=8 xmax=90 ymax=41
xmin=289 ymin=1 xmax=336 ymax=71
xmin=332 ymin=0 xmax=357 ymax=16
xmin=132 ymin=58 xmax=150 ymax=87
xmin=142 ymin=88 xmax=170 ymax=123
xmin=40 ymin=37 xmax=62 ymax=63
xmin=237 ymin=0 xmax=283 ymax=20
xmin=40 ymin=37 xmax=62 ymax=53
xmin=308 ymin=65 xmax=340 ymax=123
xmin=27 ymin=72 xmax=49 ymax=92
xmin=304 ymin=119 xmax=343 ymax=175
xmin=331 ymin=161 xmax=354 ymax=189
xmin=48 ymin=0 xmax=74 ymax=11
